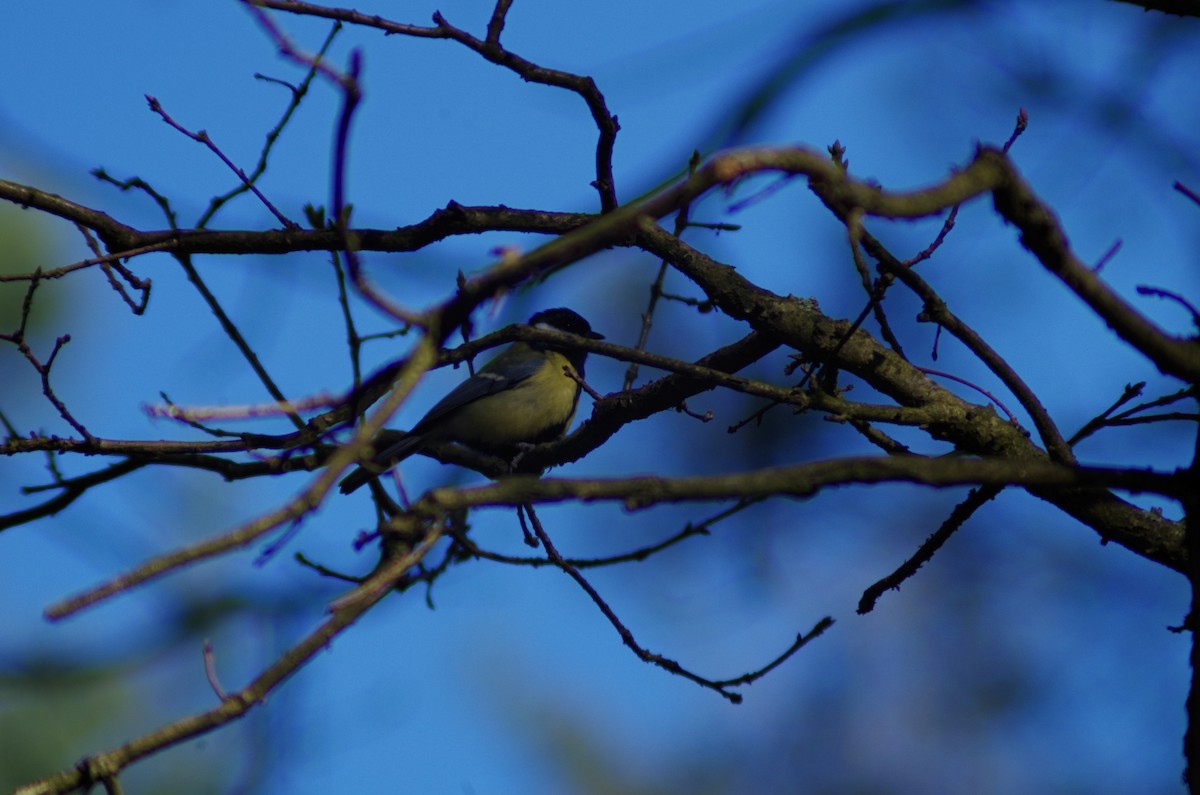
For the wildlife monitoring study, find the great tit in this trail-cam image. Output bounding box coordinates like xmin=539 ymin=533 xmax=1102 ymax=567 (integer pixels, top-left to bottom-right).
xmin=339 ymin=307 xmax=604 ymax=494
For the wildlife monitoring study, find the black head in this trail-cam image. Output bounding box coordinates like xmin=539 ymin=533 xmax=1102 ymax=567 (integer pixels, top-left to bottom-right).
xmin=527 ymin=307 xmax=603 ymax=375
xmin=528 ymin=307 xmax=604 ymax=340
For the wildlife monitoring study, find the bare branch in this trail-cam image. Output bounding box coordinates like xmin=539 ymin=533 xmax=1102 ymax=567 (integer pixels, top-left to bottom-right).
xmin=0 ymin=177 xmax=137 ymax=248
xmin=523 ymin=503 xmax=749 ymax=703
xmin=424 ymin=457 xmax=1184 ymax=513
xmin=989 ymin=153 xmax=1200 ymax=383
xmin=859 ymin=485 xmax=1003 ymax=614
xmin=635 ymin=223 xmax=1188 ymax=571
xmin=144 ymin=95 xmax=297 ymax=229
xmin=17 ymin=527 xmax=442 ymax=795
xmin=43 ymin=337 xmax=441 ymax=620
xmin=245 ymin=0 xmax=621 ymax=211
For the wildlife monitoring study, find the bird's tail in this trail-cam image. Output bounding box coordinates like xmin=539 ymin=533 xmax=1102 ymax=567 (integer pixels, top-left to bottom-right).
xmin=338 ymin=434 xmax=423 ymax=494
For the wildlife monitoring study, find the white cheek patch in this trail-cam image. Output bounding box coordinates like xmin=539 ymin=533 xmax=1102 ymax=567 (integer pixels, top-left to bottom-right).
xmin=478 ymin=372 xmax=505 ymax=382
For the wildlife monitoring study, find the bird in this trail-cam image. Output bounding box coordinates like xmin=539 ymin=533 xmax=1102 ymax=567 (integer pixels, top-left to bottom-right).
xmin=339 ymin=307 xmax=604 ymax=494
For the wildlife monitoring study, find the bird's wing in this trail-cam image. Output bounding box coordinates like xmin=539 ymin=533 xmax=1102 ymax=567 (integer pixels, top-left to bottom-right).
xmin=411 ymin=352 xmax=544 ymax=433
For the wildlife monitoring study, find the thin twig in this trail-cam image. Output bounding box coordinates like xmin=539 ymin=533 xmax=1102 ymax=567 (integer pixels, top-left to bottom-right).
xmin=1071 ymin=384 xmax=1198 ymax=446
xmin=522 ymin=503 xmax=745 ymax=703
xmin=144 ymin=393 xmax=339 ymax=422
xmin=847 ymin=209 xmax=905 ymax=355
xmin=197 ymin=22 xmax=341 ymax=228
xmin=711 ymin=617 xmax=835 ymax=688
xmin=1 ymin=460 xmax=145 ymax=532
xmin=246 ymin=3 xmax=420 ymax=325
xmin=19 ymin=528 xmax=441 ymax=795
xmin=245 ymin=0 xmax=620 ymax=211
xmin=453 ymin=499 xmax=757 ymax=570
xmin=1001 ymin=107 xmax=1028 ymax=153
xmin=43 ymin=339 xmax=442 ymax=619
xmin=918 ymin=368 xmax=1017 ymax=424
xmin=145 ymin=95 xmax=297 ymax=229
xmin=202 ymin=640 xmax=230 ymax=700
xmin=858 ymin=485 xmax=1002 ymax=614
xmin=74 ymin=224 xmax=151 ymax=313
xmin=625 ymin=151 xmax=703 ymax=391
xmin=0 ymin=272 xmax=94 ymax=442
xmin=1175 ymin=180 xmax=1200 ymax=208
xmin=0 ymin=240 xmax=174 ymax=283
xmin=878 ymin=254 xmax=1073 ymax=464
xmin=1092 ymin=239 xmax=1123 ymax=273
xmin=174 ymin=252 xmax=306 ymax=431
xmin=1137 ymin=285 xmax=1200 ymax=329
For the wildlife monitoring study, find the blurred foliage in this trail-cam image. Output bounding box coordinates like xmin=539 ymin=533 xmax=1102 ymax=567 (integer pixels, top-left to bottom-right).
xmin=0 ymin=200 xmax=60 ymax=333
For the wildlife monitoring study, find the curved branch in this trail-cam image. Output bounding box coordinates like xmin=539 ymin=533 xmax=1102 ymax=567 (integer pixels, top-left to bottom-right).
xmin=245 ymin=0 xmax=621 ymax=211
xmin=988 ymin=154 xmax=1200 ymax=383
xmin=0 ymin=145 xmax=1002 ymax=296
xmin=0 ymin=178 xmax=137 ymax=249
xmin=875 ymin=250 xmax=1075 ymax=464
xmin=1 ymin=460 xmax=145 ymax=532
xmin=635 ymin=223 xmax=1188 ymax=571
xmin=43 ymin=337 xmax=442 ymax=621
xmin=423 ymin=457 xmax=1185 ymax=515
xmin=16 ymin=527 xmax=443 ymax=795
xmin=0 ymin=185 xmax=596 ymax=277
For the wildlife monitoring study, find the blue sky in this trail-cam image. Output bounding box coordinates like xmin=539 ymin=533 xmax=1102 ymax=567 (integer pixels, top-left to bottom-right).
xmin=2 ymin=1 xmax=1199 ymax=793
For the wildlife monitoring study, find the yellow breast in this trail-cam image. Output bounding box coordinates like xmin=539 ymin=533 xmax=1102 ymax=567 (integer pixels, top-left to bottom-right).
xmin=440 ymin=351 xmax=581 ymax=450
